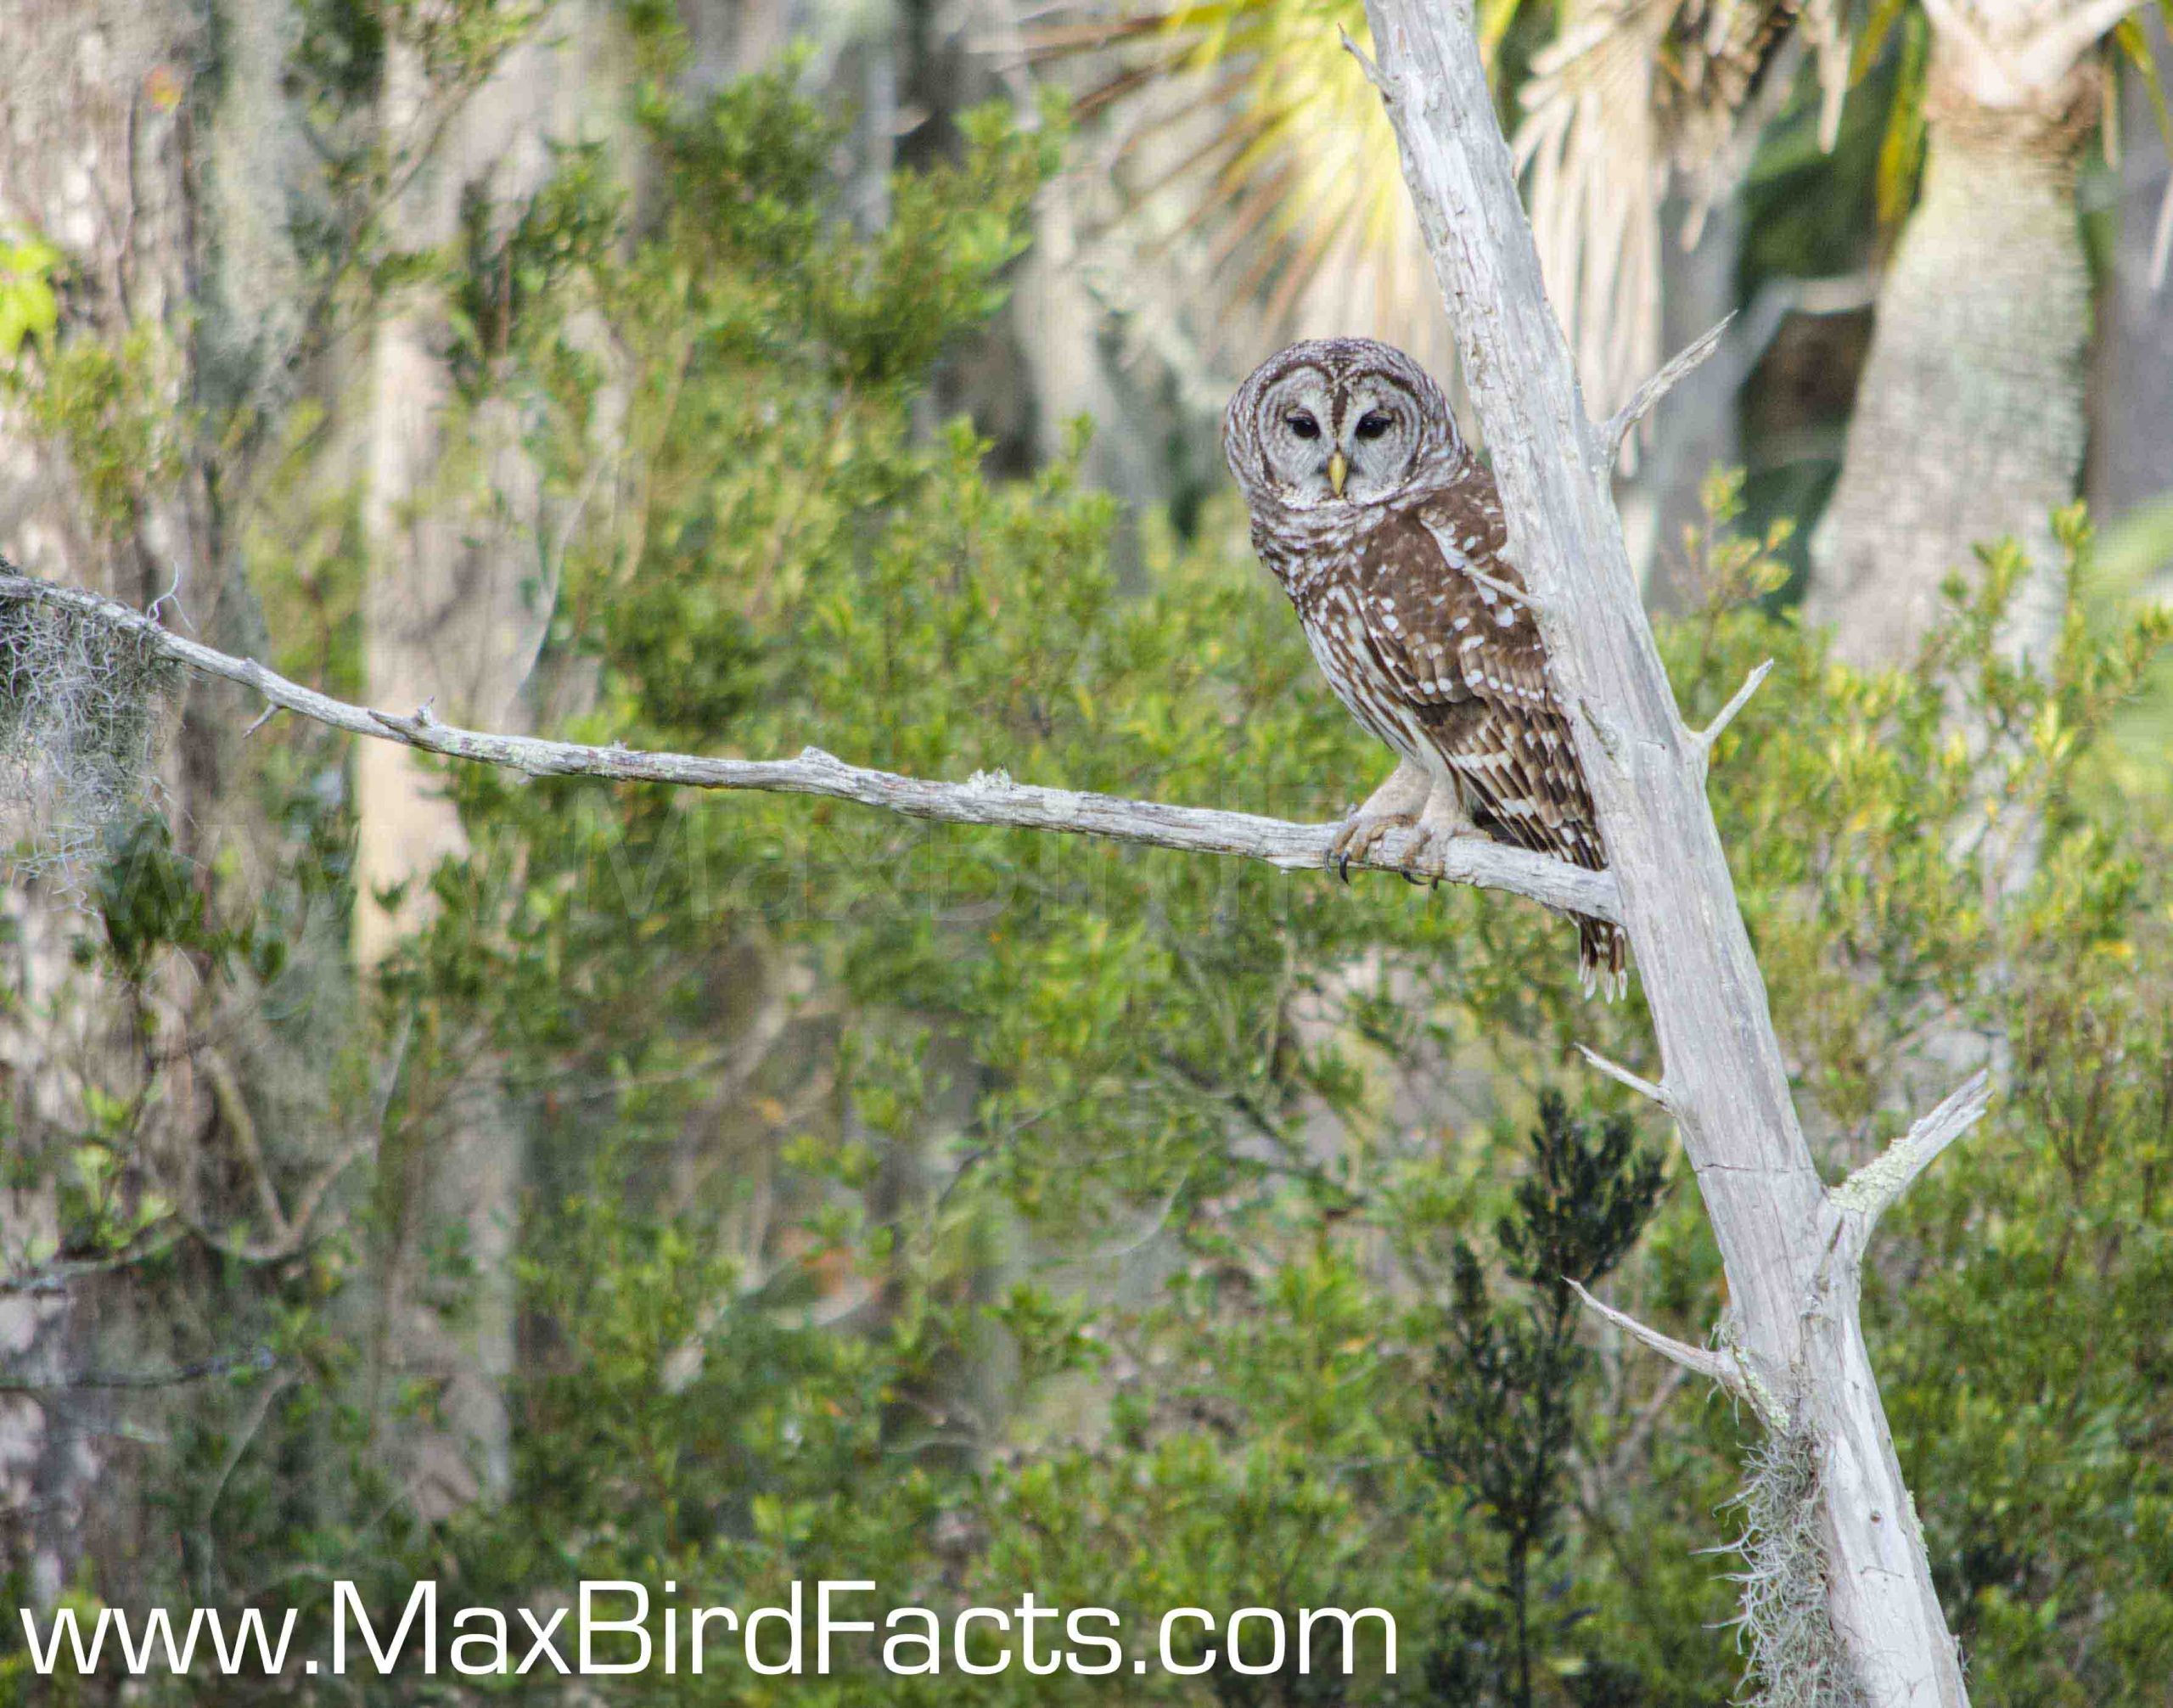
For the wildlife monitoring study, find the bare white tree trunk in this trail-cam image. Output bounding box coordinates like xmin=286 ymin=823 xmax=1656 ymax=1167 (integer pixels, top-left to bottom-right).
xmin=1355 ymin=2 xmax=1979 ymax=1699
xmin=1805 ymin=20 xmax=2103 ymax=664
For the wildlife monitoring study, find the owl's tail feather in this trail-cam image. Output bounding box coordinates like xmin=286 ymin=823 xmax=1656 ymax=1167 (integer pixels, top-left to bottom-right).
xmin=1576 ymin=917 xmax=1629 ymax=1003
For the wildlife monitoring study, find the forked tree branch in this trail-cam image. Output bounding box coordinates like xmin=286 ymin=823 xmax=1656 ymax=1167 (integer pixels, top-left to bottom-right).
xmin=0 ymin=570 xmax=1621 ymax=924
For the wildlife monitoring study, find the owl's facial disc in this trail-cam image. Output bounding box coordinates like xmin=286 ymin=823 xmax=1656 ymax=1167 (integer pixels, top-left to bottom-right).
xmin=1253 ymin=369 xmax=1423 ymax=508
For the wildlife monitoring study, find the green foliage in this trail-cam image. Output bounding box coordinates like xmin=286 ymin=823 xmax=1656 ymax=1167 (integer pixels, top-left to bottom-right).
xmin=0 ymin=228 xmax=61 ymax=358
xmin=290 ymin=0 xmax=386 ymax=107
xmin=4 ymin=325 xmax=188 ymax=536
xmin=1423 ymin=1097 xmax=1670 ymax=1708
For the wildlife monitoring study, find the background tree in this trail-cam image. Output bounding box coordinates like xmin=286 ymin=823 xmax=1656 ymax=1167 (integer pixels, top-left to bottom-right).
xmin=1422 ymin=1097 xmax=1669 ymax=1708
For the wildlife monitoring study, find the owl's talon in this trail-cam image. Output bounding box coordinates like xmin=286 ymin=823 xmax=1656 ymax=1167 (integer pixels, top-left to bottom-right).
xmin=1330 ymin=813 xmax=1413 ymax=878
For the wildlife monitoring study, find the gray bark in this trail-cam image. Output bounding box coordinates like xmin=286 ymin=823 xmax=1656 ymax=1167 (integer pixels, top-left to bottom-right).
xmin=1806 ymin=50 xmax=2097 ymax=665
xmin=1355 ymin=2 xmax=1976 ymax=1699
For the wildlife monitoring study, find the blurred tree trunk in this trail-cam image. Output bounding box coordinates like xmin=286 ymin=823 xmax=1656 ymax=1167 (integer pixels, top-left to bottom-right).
xmin=357 ymin=0 xmax=626 ymax=1515
xmin=0 ymin=3 xmax=211 ymax=1610
xmin=0 ymin=0 xmax=308 ymax=1601
xmin=1805 ymin=43 xmax=2097 ymax=664
xmin=1624 ymin=194 xmax=1743 ymax=606
xmin=2089 ymin=14 xmax=2173 ymax=592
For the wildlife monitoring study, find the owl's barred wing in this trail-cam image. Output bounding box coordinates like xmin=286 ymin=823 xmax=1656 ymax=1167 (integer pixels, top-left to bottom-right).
xmin=1337 ymin=487 xmax=1608 ymax=878
xmin=1367 ymin=481 xmax=1625 ymax=997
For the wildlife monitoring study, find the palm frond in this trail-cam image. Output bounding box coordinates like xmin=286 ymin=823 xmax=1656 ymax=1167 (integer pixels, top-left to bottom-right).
xmin=1025 ymin=0 xmax=1811 ymax=426
xmin=1513 ymin=2 xmax=1672 ymax=426
xmin=1025 ymin=0 xmax=1470 ymax=379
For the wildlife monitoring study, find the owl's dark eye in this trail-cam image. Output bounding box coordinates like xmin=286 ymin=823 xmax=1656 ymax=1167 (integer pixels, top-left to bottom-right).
xmin=1284 ymin=412 xmax=1321 ymax=441
xmin=1355 ymin=411 xmax=1394 ymax=441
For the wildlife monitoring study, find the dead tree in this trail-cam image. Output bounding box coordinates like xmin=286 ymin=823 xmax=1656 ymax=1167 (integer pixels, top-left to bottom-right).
xmin=1353 ymin=3 xmax=1979 ymax=1700
xmin=1 ymin=0 xmax=1987 ymax=1696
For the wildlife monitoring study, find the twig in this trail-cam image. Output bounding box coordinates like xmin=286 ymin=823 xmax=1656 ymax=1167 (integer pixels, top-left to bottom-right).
xmin=1694 ymin=659 xmax=1775 ymax=753
xmin=1466 ymin=566 xmax=1543 ymax=613
xmin=1603 ymin=315 xmax=1736 ymax=461
xmin=145 ymin=561 xmax=192 ymax=631
xmin=1336 ymin=24 xmax=1392 ymax=98
xmin=200 ymin=1368 xmax=297 ymax=1529
xmin=278 ymin=1136 xmax=376 ymax=1257
xmin=1575 ymin=1042 xmax=1670 ymax=1110
xmin=1604 ymin=1365 xmax=1689 ymax=1486
xmin=0 ymin=570 xmax=1623 ymax=924
xmin=1568 ymin=1280 xmax=1743 ymax=1396
xmin=1736 ymin=272 xmax=1878 ymax=382
xmin=0 ymin=1228 xmax=188 ymax=1295
xmin=202 ymin=1046 xmax=290 ymax=1242
xmin=188 ymin=1136 xmax=373 ymax=1265
xmin=1830 ymin=1070 xmax=1993 ymax=1231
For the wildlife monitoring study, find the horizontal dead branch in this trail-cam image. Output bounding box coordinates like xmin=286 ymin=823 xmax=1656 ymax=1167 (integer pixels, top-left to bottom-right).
xmin=0 ymin=571 xmax=1623 ymax=924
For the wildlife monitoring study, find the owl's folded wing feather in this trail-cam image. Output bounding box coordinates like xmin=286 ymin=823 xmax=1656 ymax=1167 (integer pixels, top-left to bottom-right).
xmin=1345 ymin=489 xmax=1607 ymax=875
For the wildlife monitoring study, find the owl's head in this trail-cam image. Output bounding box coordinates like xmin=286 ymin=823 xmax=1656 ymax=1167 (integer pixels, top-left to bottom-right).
xmin=1223 ymin=339 xmax=1463 ymax=513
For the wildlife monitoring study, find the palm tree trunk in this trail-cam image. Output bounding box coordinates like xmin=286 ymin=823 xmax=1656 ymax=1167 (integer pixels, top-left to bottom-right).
xmin=2089 ymin=10 xmax=2173 ymax=589
xmin=1805 ymin=54 xmax=2097 ymax=666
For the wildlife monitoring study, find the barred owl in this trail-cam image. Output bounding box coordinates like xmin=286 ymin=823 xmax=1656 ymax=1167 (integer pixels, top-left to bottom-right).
xmin=1224 ymin=338 xmax=1626 ymax=998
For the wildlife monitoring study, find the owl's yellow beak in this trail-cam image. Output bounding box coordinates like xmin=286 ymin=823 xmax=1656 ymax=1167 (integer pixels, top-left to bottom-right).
xmin=1327 ymin=450 xmax=1349 ymax=498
